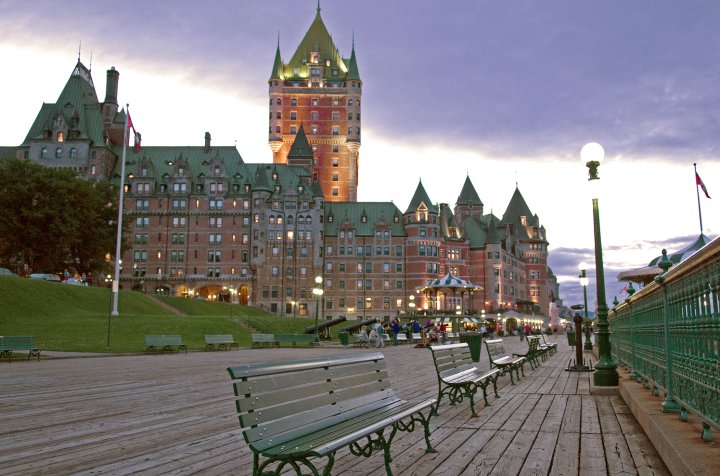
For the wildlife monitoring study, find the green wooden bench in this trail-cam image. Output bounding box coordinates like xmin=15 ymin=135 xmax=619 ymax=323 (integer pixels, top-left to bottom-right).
xmin=227 ymin=353 xmax=436 ymax=476
xmin=484 ymin=338 xmax=526 ymax=385
xmin=251 ymin=333 xmax=277 ymax=348
xmin=0 ymin=336 xmax=42 ymax=362
xmin=204 ymin=334 xmax=238 ymax=351
xmin=541 ymin=334 xmax=558 ymax=355
xmin=351 ymin=333 xmax=370 ymax=347
xmin=274 ymin=333 xmax=319 ymax=346
xmin=430 ymin=343 xmax=501 ymax=417
xmin=144 ymin=335 xmax=187 ymax=354
xmin=515 ymin=335 xmax=542 ymax=369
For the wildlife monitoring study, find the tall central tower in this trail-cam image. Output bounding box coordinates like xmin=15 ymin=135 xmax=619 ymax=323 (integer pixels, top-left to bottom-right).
xmin=268 ymin=5 xmax=361 ymax=202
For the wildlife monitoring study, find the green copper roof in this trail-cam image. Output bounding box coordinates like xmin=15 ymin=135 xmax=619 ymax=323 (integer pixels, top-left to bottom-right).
xmin=273 ymin=6 xmax=357 ymax=82
xmin=287 ymin=125 xmax=313 ymax=160
xmin=405 ymin=179 xmax=438 ymax=214
xmin=23 ymin=61 xmax=107 ymax=146
xmin=500 ymin=186 xmax=533 ymax=226
xmin=456 ymin=175 xmax=483 ymax=206
xmin=647 ymin=234 xmax=710 ymax=266
xmin=270 ymin=45 xmax=283 ymax=80
xmin=324 ymin=202 xmax=405 ymax=237
xmin=346 ymin=45 xmax=360 ymax=81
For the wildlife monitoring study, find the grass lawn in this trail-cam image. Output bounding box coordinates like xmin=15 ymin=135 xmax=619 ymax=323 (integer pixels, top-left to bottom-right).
xmin=0 ymin=277 xmax=317 ymax=353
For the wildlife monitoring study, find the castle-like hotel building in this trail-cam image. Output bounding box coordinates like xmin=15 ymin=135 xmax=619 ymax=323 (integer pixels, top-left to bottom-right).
xmin=1 ymin=6 xmax=557 ymax=321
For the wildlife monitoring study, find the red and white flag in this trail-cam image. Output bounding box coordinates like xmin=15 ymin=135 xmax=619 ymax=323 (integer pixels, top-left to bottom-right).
xmin=127 ymin=113 xmax=141 ymax=153
xmin=696 ymin=171 xmax=711 ymax=199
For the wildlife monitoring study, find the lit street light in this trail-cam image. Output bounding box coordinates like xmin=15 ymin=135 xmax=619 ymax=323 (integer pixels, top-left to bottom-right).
xmin=312 ymin=276 xmax=324 ymax=339
xmin=581 ymin=142 xmax=618 ymax=386
xmin=578 ymin=262 xmax=593 ymax=351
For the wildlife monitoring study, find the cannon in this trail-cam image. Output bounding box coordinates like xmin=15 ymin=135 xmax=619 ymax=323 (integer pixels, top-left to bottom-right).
xmin=341 ymin=319 xmax=377 ymax=334
xmin=305 ymin=316 xmax=348 ymax=340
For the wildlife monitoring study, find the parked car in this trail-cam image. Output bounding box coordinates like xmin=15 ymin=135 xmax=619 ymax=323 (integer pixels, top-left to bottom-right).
xmin=0 ymin=267 xmax=17 ymax=276
xmin=29 ymin=273 xmax=62 ymax=282
xmin=63 ymin=277 xmax=86 ymax=286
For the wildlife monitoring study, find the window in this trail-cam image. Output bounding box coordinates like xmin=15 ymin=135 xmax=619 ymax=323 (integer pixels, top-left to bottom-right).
xmin=172 ymin=217 xmax=186 ymax=227
xmin=170 ymin=250 xmax=185 ymax=262
xmin=135 ymin=199 xmax=149 ymax=210
xmin=209 ymin=199 xmax=223 ymax=209
xmin=209 ymin=217 xmax=223 ymax=228
xmin=172 ymin=182 xmax=187 ymax=193
xmin=134 ymin=233 xmax=148 ymax=244
xmin=291 ymin=98 xmax=297 ymax=106
xmin=332 ymin=173 xmax=339 ymax=182
xmin=332 ymin=188 xmax=339 ymax=196
xmin=135 ymin=217 xmax=149 ymax=228
xmin=208 ymin=250 xmax=222 ymax=262
xmin=41 ymin=147 xmax=48 ymax=158
xmin=311 ymin=111 xmax=318 ymax=120
xmin=332 ymin=126 xmax=339 ymax=135
xmin=70 ymin=148 xmax=77 ymax=158
xmin=332 ymin=111 xmax=339 ymax=120
xmin=209 ymin=233 xmax=222 ymax=245
xmin=133 ymin=250 xmax=148 ymax=262
xmin=55 ymin=148 xmax=63 ymax=158
xmin=290 ymin=111 xmax=297 ymax=120
xmin=312 ymin=98 xmax=318 ymax=106
xmin=171 ymin=233 xmax=185 ymax=245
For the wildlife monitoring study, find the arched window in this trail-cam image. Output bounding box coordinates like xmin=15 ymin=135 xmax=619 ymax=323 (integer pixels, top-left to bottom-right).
xmin=305 ymin=216 xmax=312 ymax=225
xmin=41 ymin=147 xmax=48 ymax=158
xmin=287 ymin=215 xmax=294 ymax=225
xmin=277 ymin=216 xmax=283 ymax=224
xmin=291 ymin=98 xmax=298 ymax=106
xmin=298 ymin=215 xmax=305 ymax=225
xmin=276 ymin=98 xmax=281 ymax=105
xmin=70 ymin=147 xmax=77 ymax=158
xmin=55 ymin=148 xmax=63 ymax=158
xmin=269 ymin=215 xmax=276 ymax=224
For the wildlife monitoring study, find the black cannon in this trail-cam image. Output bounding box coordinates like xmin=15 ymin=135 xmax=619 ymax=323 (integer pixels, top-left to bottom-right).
xmin=305 ymin=316 xmax=348 ymax=340
xmin=341 ymin=319 xmax=377 ymax=334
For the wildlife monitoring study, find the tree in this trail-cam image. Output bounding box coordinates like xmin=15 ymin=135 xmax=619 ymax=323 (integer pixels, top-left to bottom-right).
xmin=0 ymin=158 xmax=128 ymax=276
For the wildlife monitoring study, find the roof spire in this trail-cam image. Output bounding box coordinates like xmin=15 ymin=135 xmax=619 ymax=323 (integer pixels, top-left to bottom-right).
xmin=77 ymin=41 xmax=81 ymax=62
xmin=317 ymin=0 xmax=321 ymax=15
xmin=89 ymin=50 xmax=92 ymax=72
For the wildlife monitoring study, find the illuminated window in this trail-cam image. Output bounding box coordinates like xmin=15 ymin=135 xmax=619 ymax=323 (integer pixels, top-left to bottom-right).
xmin=57 ymin=132 xmax=64 ymax=142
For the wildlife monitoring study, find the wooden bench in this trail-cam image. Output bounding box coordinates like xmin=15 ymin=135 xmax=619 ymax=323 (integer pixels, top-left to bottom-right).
xmin=0 ymin=336 xmax=42 ymax=362
xmin=541 ymin=334 xmax=558 ymax=355
xmin=351 ymin=333 xmax=370 ymax=347
xmin=251 ymin=333 xmax=277 ymax=348
xmin=144 ymin=335 xmax=187 ymax=354
xmin=516 ymin=335 xmax=542 ymax=369
xmin=484 ymin=338 xmax=526 ymax=384
xmin=430 ymin=343 xmax=501 ymax=417
xmin=227 ymin=353 xmax=436 ymax=475
xmin=395 ymin=333 xmax=408 ymax=344
xmin=274 ymin=333 xmax=319 ymax=346
xmin=411 ymin=332 xmax=422 ymax=342
xmin=204 ymin=334 xmax=238 ymax=351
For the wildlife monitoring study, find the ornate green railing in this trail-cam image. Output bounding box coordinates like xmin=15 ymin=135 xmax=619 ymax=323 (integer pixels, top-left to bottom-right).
xmin=610 ymin=236 xmax=720 ymax=441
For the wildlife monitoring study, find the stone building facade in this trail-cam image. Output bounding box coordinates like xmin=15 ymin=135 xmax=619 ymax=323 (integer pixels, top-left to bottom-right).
xmin=1 ymin=5 xmax=555 ymax=320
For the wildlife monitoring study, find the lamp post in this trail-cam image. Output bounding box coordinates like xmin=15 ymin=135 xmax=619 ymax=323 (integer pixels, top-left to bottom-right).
xmin=408 ymin=294 xmax=415 ymax=320
xmin=581 ymin=142 xmax=618 ymax=386
xmin=313 ymin=276 xmax=323 ymax=338
xmin=578 ymin=262 xmax=593 ymax=350
xmin=290 ymin=300 xmax=296 ymax=318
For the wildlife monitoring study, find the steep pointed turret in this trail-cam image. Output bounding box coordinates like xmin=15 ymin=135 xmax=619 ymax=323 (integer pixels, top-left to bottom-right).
xmin=270 ymin=43 xmax=283 ymax=80
xmin=455 ymin=175 xmax=483 ymax=224
xmin=405 ymin=179 xmax=437 ymax=214
xmin=286 ymin=124 xmax=314 ymax=173
xmin=346 ymin=43 xmax=360 ymax=81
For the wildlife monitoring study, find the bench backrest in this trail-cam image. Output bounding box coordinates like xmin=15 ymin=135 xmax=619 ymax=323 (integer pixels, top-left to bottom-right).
xmin=0 ymin=335 xmax=36 ymax=350
xmin=411 ymin=333 xmax=422 ymax=340
xmin=430 ymin=343 xmax=476 ymax=380
xmin=251 ymin=333 xmax=275 ymax=343
xmin=144 ymin=335 xmax=183 ymax=346
xmin=526 ymin=335 xmax=540 ymax=351
xmin=205 ymin=334 xmax=235 ymax=344
xmin=485 ymin=339 xmax=509 ymax=361
xmin=228 ymin=353 xmax=398 ymax=452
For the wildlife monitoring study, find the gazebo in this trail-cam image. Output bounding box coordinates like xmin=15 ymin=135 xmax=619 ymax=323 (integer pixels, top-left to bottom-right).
xmin=416 ymin=272 xmax=483 ymax=314
xmin=617 ymin=234 xmax=710 ymax=286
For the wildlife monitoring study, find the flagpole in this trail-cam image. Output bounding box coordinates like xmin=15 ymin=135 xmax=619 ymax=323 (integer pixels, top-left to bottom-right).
xmin=111 ymin=104 xmax=130 ymax=317
xmin=694 ymin=163 xmax=704 ymax=235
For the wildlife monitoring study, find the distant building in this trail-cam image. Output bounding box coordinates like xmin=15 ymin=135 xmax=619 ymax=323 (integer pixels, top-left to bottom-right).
xmin=1 ymin=5 xmax=556 ymax=319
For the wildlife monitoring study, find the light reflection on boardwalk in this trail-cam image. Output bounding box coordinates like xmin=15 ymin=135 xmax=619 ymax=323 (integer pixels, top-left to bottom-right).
xmin=0 ymin=335 xmax=668 ymax=475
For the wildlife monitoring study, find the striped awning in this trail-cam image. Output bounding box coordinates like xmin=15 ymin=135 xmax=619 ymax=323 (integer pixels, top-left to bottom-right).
xmin=417 ymin=273 xmax=483 ymax=292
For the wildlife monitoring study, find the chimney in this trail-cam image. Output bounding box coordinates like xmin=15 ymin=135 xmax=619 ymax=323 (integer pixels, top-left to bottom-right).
xmin=204 ymin=132 xmax=211 ymax=153
xmin=104 ymin=67 xmax=119 ymax=105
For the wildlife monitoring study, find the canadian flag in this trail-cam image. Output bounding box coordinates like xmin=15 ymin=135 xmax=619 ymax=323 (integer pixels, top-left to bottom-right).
xmin=696 ymin=171 xmax=711 ymax=199
xmin=127 ymin=113 xmax=141 ymax=153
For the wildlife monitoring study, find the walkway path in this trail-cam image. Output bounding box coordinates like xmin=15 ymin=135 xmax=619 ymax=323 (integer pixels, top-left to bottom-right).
xmin=0 ymin=335 xmax=668 ymax=475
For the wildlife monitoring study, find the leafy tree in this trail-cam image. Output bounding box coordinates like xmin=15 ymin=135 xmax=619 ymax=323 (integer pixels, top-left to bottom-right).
xmin=0 ymin=158 xmax=128 ymax=276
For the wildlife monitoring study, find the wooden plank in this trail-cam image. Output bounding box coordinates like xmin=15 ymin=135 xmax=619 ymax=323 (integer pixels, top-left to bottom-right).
xmin=460 ymin=429 xmax=516 ymax=476
xmin=550 ymin=431 xmax=579 ymax=476
xmin=521 ymin=430 xmax=559 ymax=475
xmin=579 ymin=433 xmax=606 ymax=475
xmin=560 ymin=394 xmax=582 ymax=433
xmin=489 ymin=430 xmax=538 ymax=475
xmin=580 ymin=394 xmax=601 ymax=434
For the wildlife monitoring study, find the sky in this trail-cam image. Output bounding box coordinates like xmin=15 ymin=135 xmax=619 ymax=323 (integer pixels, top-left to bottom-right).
xmin=1 ymin=0 xmax=719 ymax=309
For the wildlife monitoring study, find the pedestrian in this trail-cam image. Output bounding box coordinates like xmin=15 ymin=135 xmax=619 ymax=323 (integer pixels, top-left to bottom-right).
xmin=391 ymin=318 xmax=400 ymax=338
xmin=372 ymin=318 xmax=384 ymax=348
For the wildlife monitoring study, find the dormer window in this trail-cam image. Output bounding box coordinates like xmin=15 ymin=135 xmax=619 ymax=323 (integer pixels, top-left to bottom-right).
xmin=141 ymin=166 xmax=148 ymax=177
xmin=178 ymin=167 xmax=184 ymax=175
xmin=272 ymin=172 xmax=278 ymax=180
xmin=328 ymin=215 xmax=333 ymax=223
xmin=214 ymin=166 xmax=220 ymax=175
xmin=361 ymin=215 xmax=367 ymax=223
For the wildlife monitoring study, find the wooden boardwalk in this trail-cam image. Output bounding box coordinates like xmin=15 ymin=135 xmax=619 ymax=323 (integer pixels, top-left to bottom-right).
xmin=0 ymin=335 xmax=669 ymax=475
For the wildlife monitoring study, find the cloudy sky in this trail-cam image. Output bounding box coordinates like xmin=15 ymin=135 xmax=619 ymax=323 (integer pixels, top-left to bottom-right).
xmin=1 ymin=0 xmax=718 ymax=308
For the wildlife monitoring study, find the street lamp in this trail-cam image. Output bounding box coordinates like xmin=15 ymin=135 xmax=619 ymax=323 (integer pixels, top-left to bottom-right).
xmin=290 ymin=300 xmax=297 ymax=318
xmin=578 ymin=262 xmax=593 ymax=350
xmin=581 ymin=142 xmax=618 ymax=386
xmin=312 ymin=276 xmax=323 ymax=338
xmin=408 ymin=294 xmax=415 ymax=318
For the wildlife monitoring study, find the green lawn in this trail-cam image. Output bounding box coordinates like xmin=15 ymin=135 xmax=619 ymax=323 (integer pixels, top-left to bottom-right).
xmin=0 ymin=277 xmax=316 ymax=353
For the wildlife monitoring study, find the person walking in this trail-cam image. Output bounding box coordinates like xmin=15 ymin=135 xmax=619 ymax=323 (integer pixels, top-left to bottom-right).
xmin=372 ymin=318 xmax=384 ymax=348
